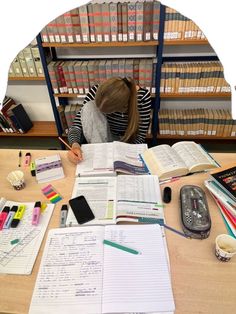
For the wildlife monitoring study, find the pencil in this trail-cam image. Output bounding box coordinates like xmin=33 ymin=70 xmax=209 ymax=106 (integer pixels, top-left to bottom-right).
xmin=58 ymin=137 xmax=73 ymax=151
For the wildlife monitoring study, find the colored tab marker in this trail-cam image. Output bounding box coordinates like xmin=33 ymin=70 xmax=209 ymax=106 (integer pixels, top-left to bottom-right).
xmin=41 ymin=184 xmax=62 ymax=204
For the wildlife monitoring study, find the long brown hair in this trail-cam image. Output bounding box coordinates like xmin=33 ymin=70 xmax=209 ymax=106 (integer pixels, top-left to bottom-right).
xmin=95 ymin=77 xmax=139 ymax=142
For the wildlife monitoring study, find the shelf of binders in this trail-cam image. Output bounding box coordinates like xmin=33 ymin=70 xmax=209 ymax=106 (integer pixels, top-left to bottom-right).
xmin=42 ymin=41 xmax=159 ymax=48
xmin=164 ymin=39 xmax=209 ymax=45
xmin=156 ymin=134 xmax=236 ymax=140
xmin=0 ymin=121 xmax=57 ymax=137
xmin=8 ymin=77 xmax=45 ymax=81
xmin=160 ymin=92 xmax=231 ymax=99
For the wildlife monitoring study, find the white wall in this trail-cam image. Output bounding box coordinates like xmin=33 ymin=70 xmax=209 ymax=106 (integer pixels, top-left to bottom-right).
xmin=6 ymin=82 xmax=54 ymax=121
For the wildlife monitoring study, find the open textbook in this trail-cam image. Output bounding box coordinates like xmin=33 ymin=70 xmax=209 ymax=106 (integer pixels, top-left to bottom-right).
xmin=66 ymin=175 xmax=164 ymax=226
xmin=75 ymin=141 xmax=148 ymax=176
xmin=0 ymin=198 xmax=54 ymax=275
xmin=29 ymin=224 xmax=175 ymax=314
xmin=141 ymin=141 xmax=219 ymax=180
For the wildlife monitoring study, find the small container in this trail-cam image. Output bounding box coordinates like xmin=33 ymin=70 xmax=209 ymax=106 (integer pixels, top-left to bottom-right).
xmin=7 ymin=170 xmax=25 ymax=190
xmin=215 ymin=234 xmax=236 ymax=262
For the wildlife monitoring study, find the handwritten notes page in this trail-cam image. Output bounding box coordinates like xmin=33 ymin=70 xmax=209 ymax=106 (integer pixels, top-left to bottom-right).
xmin=29 ymin=226 xmax=104 ymax=314
xmin=66 ymin=176 xmax=117 ymax=226
xmin=0 ymin=200 xmax=54 ymax=274
xmin=29 ymin=225 xmax=175 ymax=314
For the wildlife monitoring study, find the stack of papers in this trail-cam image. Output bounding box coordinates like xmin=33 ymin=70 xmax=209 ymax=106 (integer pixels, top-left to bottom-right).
xmin=35 ymin=154 xmax=65 ymax=183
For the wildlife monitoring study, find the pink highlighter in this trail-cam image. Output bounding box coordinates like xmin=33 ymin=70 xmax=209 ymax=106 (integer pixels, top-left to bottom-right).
xmin=24 ymin=152 xmax=31 ymax=167
xmin=0 ymin=206 xmax=10 ymax=230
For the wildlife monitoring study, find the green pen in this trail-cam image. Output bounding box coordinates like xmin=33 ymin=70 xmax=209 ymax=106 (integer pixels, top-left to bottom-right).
xmin=103 ymin=239 xmax=140 ymax=255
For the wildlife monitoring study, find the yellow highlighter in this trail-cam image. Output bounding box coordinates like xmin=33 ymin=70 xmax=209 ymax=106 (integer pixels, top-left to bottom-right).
xmin=11 ymin=205 xmax=26 ymax=228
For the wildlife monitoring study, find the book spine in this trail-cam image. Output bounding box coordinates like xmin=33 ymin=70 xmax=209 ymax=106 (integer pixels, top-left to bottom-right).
xmin=127 ymin=3 xmax=136 ymax=41
xmin=109 ymin=2 xmax=118 ymax=42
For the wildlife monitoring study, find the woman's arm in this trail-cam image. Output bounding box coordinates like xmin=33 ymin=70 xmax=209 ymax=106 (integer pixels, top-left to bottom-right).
xmin=132 ymin=89 xmax=152 ymax=143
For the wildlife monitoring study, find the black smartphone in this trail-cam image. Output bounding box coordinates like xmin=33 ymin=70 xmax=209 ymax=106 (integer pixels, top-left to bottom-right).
xmin=69 ymin=195 xmax=95 ymax=224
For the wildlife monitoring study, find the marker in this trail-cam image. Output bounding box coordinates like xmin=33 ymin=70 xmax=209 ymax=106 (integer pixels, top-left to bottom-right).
xmin=24 ymin=152 xmax=31 ymax=167
xmin=103 ymin=239 xmax=140 ymax=255
xmin=60 ymin=204 xmax=68 ymax=228
xmin=11 ymin=204 xmax=26 ymax=228
xmin=32 ymin=201 xmax=41 ymax=226
xmin=30 ymin=161 xmax=36 ymax=176
xmin=0 ymin=206 xmax=10 ymax=230
xmin=3 ymin=206 xmax=18 ymax=229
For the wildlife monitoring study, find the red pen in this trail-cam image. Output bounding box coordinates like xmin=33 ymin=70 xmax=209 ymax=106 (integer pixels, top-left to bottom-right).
xmin=32 ymin=201 xmax=41 ymax=226
xmin=0 ymin=206 xmax=10 ymax=230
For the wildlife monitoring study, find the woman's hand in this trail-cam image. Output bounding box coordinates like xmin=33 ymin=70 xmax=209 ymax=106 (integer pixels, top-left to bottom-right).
xmin=67 ymin=143 xmax=83 ymax=164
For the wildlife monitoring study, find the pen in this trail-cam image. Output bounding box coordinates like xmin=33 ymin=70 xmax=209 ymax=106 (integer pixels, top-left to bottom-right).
xmin=0 ymin=206 xmax=10 ymax=230
xmin=32 ymin=201 xmax=41 ymax=226
xmin=18 ymin=151 xmax=22 ymax=167
xmin=103 ymin=239 xmax=140 ymax=255
xmin=60 ymin=204 xmax=68 ymax=228
xmin=3 ymin=205 xmax=18 ymax=229
xmin=162 ymin=222 xmax=188 ymax=238
xmin=11 ymin=204 xmax=26 ymax=228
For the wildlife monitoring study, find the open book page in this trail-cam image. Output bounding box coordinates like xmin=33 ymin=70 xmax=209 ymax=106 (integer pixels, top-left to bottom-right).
xmin=116 ymin=175 xmax=164 ymax=223
xmin=113 ymin=141 xmax=148 ymax=174
xmin=75 ymin=143 xmax=115 ymax=177
xmin=29 ymin=226 xmax=105 ymax=314
xmin=142 ymin=144 xmax=188 ymax=180
xmin=172 ymin=141 xmax=218 ymax=172
xmin=102 ymin=224 xmax=175 ymax=313
xmin=0 ymin=199 xmax=54 ymax=275
xmin=66 ymin=176 xmax=117 ymax=226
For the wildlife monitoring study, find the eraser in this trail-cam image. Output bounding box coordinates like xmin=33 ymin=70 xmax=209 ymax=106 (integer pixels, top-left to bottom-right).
xmin=163 ymin=186 xmax=172 ymax=203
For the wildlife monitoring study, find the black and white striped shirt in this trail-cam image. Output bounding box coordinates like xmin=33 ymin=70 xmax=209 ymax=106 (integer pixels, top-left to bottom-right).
xmin=68 ymin=85 xmax=152 ymax=144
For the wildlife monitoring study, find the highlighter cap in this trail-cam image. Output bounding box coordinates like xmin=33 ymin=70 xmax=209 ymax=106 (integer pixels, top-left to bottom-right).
xmin=61 ymin=204 xmax=68 ymax=212
xmin=11 ymin=205 xmax=18 ymax=212
xmin=2 ymin=206 xmax=10 ymax=213
xmin=35 ymin=201 xmax=41 ymax=208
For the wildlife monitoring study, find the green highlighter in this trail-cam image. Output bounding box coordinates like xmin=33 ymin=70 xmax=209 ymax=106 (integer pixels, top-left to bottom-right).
xmin=30 ymin=161 xmax=36 ymax=176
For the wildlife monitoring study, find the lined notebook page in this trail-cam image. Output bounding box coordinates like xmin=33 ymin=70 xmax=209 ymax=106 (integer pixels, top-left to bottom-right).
xmin=0 ymin=202 xmax=54 ymax=275
xmin=102 ymin=224 xmax=175 ymax=314
xmin=29 ymin=226 xmax=105 ymax=314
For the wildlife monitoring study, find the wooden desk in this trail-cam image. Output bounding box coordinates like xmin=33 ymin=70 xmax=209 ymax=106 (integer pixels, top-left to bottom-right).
xmin=0 ymin=149 xmax=235 ymax=314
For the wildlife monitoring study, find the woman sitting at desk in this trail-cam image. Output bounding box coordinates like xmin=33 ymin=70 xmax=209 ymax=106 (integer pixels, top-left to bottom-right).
xmin=67 ymin=77 xmax=152 ymax=164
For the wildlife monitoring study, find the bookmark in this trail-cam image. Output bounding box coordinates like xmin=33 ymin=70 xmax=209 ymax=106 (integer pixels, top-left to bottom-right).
xmin=41 ymin=184 xmax=62 ymax=204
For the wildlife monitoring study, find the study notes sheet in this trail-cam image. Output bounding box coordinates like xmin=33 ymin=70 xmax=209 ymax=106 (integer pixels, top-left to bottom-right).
xmin=0 ymin=199 xmax=54 ymax=274
xmin=29 ymin=224 xmax=175 ymax=314
xmin=66 ymin=176 xmax=117 ymax=226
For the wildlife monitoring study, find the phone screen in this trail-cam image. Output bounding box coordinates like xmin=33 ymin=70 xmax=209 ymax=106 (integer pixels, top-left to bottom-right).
xmin=69 ymin=196 xmax=95 ymax=224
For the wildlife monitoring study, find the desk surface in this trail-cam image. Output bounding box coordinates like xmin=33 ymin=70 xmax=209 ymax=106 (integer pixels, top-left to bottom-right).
xmin=0 ymin=149 xmax=235 ymax=314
